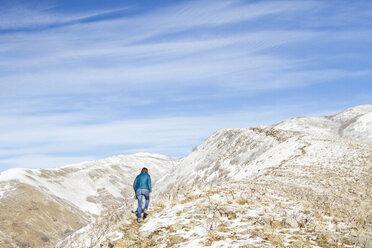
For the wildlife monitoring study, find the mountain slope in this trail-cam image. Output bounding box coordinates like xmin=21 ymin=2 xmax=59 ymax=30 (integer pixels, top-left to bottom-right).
xmin=0 ymin=153 xmax=178 ymax=248
xmin=134 ymin=134 xmax=371 ymax=247
xmin=157 ymin=104 xmax=371 ymax=195
xmin=155 ymin=127 xmax=294 ymax=194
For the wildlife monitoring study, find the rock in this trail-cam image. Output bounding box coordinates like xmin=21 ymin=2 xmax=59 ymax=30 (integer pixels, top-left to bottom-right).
xmin=167 ymin=235 xmax=187 ymax=245
xmin=262 ymin=217 xmax=272 ymax=226
xmin=40 ymin=235 xmax=50 ymax=242
xmin=272 ymin=220 xmax=281 ymax=229
xmin=127 ymin=233 xmax=138 ymax=240
xmin=124 ymin=240 xmax=136 ymax=246
xmin=285 ymin=217 xmax=299 ymax=228
xmin=173 ymin=224 xmax=183 ymax=231
xmin=151 ymin=234 xmax=160 ymax=241
xmin=16 ymin=241 xmax=30 ymax=248
xmin=140 ymin=239 xmax=150 ymax=248
xmin=226 ymin=211 xmax=237 ymax=220
xmin=328 ymin=233 xmax=338 ymax=242
xmin=214 ymin=211 xmax=222 ymax=218
xmin=140 ymin=231 xmax=152 ymax=238
xmin=183 ymin=206 xmax=192 ymax=212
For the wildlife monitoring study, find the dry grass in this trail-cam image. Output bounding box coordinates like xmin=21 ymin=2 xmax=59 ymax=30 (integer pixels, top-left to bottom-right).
xmin=0 ymin=183 xmax=88 ymax=248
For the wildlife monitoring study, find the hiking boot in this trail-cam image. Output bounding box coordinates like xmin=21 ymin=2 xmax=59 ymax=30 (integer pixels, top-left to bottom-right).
xmin=137 ymin=218 xmax=142 ymax=223
xmin=143 ymin=209 xmax=149 ymax=219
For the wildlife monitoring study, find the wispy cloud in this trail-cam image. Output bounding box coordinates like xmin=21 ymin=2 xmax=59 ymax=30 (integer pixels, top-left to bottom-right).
xmin=0 ymin=3 xmax=129 ymax=30
xmin=0 ymin=0 xmax=371 ymax=170
xmin=0 ymin=102 xmax=321 ymax=169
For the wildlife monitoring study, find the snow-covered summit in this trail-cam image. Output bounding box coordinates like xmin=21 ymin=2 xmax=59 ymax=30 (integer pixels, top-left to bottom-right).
xmin=273 ymin=104 xmax=372 ymax=143
xmin=329 ymin=104 xmax=372 ymax=123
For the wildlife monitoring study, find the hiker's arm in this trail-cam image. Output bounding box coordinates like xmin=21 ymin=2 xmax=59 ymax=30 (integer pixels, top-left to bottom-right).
xmin=148 ymin=176 xmax=152 ymax=194
xmin=133 ymin=177 xmax=137 ymax=193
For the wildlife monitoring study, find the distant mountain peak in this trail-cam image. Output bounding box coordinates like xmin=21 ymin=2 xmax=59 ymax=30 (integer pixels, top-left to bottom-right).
xmin=273 ymin=104 xmax=372 ymax=143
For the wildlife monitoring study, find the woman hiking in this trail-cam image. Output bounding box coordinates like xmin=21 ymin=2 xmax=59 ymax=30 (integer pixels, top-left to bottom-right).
xmin=133 ymin=167 xmax=151 ymax=223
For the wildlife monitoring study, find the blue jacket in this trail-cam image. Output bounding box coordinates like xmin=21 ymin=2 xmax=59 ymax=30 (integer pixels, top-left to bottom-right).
xmin=133 ymin=172 xmax=152 ymax=192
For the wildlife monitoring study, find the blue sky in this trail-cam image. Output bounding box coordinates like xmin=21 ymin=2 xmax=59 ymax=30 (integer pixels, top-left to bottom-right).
xmin=0 ymin=0 xmax=371 ymax=171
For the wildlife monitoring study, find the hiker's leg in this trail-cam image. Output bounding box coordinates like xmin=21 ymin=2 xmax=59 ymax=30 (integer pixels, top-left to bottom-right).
xmin=144 ymin=189 xmax=150 ymax=210
xmin=136 ymin=190 xmax=143 ymax=219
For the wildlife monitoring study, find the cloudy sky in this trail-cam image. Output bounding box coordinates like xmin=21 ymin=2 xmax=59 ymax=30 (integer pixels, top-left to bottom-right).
xmin=0 ymin=0 xmax=371 ymax=171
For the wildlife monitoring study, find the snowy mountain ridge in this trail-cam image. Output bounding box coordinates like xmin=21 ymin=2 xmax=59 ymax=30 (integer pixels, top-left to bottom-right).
xmin=155 ymin=104 xmax=371 ymax=195
xmin=0 ymin=152 xmax=178 ymax=214
xmin=273 ymin=104 xmax=372 ymax=143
